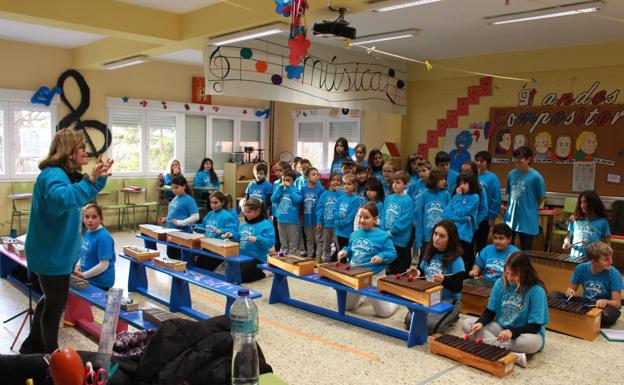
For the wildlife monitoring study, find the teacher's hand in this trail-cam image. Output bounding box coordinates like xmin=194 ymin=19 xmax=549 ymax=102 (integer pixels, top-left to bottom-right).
xmin=90 ymin=157 xmax=114 ymax=183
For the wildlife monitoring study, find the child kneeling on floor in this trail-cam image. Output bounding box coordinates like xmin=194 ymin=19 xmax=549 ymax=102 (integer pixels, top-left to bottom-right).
xmin=463 ymin=251 xmax=549 ymax=367
xmin=337 ymin=202 xmax=398 ymax=318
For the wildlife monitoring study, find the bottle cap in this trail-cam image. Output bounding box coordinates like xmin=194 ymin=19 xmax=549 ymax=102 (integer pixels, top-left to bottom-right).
xmin=238 ymin=289 xmax=250 ymax=296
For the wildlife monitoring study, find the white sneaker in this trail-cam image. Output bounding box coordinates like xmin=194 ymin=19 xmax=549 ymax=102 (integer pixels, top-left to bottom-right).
xmin=514 ymin=352 xmax=527 ymax=368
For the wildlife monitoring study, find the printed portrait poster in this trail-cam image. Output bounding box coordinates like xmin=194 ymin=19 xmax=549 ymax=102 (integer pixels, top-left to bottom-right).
xmin=442 ymin=124 xmax=488 ymax=172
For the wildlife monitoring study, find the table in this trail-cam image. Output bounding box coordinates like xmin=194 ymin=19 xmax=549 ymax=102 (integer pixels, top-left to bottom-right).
xmin=260 ymin=264 xmax=453 ymax=348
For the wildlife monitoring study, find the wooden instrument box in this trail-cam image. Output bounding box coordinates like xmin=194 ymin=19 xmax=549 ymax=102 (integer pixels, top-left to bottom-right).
xmin=525 ymin=250 xmax=583 ymax=294
xmin=154 ymin=256 xmax=187 ymax=272
xmin=123 ymin=245 xmax=160 ymax=261
xmin=547 ymin=297 xmax=602 ymax=341
xmin=377 ymin=275 xmax=442 ymax=306
xmin=461 ymin=283 xmax=491 ymax=316
xmin=268 ymin=255 xmax=315 ymax=276
xmin=166 ymin=232 xmax=205 ymax=249
xmin=200 ymin=238 xmax=240 ymax=257
xmin=139 ymin=224 xmax=181 ymax=241
xmin=430 ymin=333 xmax=517 ymax=378
xmin=317 ymin=262 xmax=373 ymax=290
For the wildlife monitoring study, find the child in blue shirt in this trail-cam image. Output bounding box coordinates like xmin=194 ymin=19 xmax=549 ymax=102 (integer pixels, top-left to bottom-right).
xmin=381 ymin=171 xmax=414 ymax=274
xmin=354 ymin=143 xmax=368 ymax=167
xmin=364 ymin=177 xmax=385 ymax=217
xmin=338 ymin=202 xmax=398 ymax=318
xmin=340 ymin=159 xmax=357 ymax=179
xmin=331 ymin=137 xmax=350 ymax=174
xmin=160 ymin=174 xmax=199 ymax=259
xmin=301 ymin=167 xmax=325 ymax=258
xmin=474 ymin=151 xmax=502 ymax=253
xmin=334 ymin=174 xmax=362 ymax=252
xmin=404 ymin=153 xmax=422 ymax=188
xmin=162 ymin=158 xmax=183 ymax=200
xmin=563 ymin=190 xmax=611 ymax=261
xmin=443 ymin=170 xmax=480 ymax=271
xmin=435 ymin=151 xmax=458 ymax=195
xmin=271 ymin=169 xmax=302 ymax=255
xmin=380 ymin=162 xmax=397 ymax=196
xmin=355 ymin=165 xmax=369 ymax=200
xmin=271 ymin=161 xmax=291 ymax=252
xmin=550 ymin=241 xmax=622 ymax=327
xmin=503 ymin=146 xmax=546 ymax=250
xmin=468 ymin=224 xmax=519 ymax=287
xmin=405 ymin=220 xmax=466 ymax=334
xmin=294 ymin=159 xmax=312 ymax=191
xmin=408 ymin=160 xmax=431 ymax=202
xmin=230 ymin=198 xmax=275 ymax=283
xmin=74 ymin=204 xmax=115 ymax=290
xmin=193 ymin=157 xmax=220 ymax=201
xmin=246 ymin=162 xmax=273 ymax=211
xmin=414 ymin=169 xmax=450 ymax=253
xmin=368 ymin=149 xmax=384 ymax=180
xmin=464 ymin=251 xmax=549 ymax=367
xmin=316 ymin=172 xmax=342 ymax=262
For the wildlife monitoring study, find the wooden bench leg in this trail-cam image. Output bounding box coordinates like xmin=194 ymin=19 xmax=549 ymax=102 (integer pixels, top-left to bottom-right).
xmin=269 ymin=274 xmax=290 ymax=304
xmin=407 ymin=308 xmax=429 ymax=348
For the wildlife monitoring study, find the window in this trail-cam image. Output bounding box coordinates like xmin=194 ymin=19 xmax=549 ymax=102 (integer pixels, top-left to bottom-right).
xmin=184 ymin=115 xmax=207 ymax=173
xmin=207 ymin=117 xmax=265 ymax=173
xmin=240 ymin=120 xmax=262 ymax=162
xmin=211 ymin=118 xmax=234 ymax=172
xmin=295 ymin=116 xmax=360 ymax=169
xmin=110 ymin=109 xmax=142 ymax=173
xmin=148 ymin=112 xmax=176 ymax=173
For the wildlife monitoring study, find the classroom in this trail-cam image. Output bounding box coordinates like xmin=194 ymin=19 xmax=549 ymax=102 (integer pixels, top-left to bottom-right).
xmin=1 ymin=1 xmax=624 ymax=384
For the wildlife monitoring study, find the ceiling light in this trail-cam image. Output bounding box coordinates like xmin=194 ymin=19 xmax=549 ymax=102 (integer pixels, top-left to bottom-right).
xmin=351 ymin=29 xmax=420 ymax=45
xmin=208 ymin=23 xmax=287 ymax=46
xmin=370 ymin=0 xmax=442 ymax=13
xmin=486 ymin=1 xmax=600 ymax=25
xmin=102 ymin=55 xmax=149 ymax=70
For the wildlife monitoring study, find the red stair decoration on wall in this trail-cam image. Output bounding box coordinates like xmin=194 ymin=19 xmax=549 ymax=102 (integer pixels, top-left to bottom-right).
xmin=416 ymin=76 xmax=493 ymax=159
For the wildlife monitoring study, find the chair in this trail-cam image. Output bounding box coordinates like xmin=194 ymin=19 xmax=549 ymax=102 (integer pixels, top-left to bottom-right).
xmin=10 ymin=182 xmax=34 ymax=235
xmin=550 ymin=197 xmax=578 ymax=252
xmin=94 ymin=179 xmax=128 ymax=229
xmin=122 ymin=178 xmax=159 ymax=229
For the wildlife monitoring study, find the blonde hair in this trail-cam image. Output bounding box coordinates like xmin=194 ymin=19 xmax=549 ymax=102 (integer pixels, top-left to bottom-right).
xmin=576 ymin=131 xmax=596 ymax=151
xmin=39 ymin=128 xmax=85 ymax=172
xmin=586 ymin=241 xmax=613 ymax=261
xmin=167 ymin=158 xmax=182 ymax=176
xmin=535 ymin=132 xmax=552 ymax=147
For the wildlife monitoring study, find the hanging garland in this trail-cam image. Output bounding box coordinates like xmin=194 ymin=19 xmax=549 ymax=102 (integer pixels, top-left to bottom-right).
xmin=275 ymin=0 xmax=310 ymax=79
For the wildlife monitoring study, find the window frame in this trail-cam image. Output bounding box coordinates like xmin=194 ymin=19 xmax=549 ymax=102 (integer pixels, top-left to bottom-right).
xmin=294 ymin=113 xmax=361 ymax=170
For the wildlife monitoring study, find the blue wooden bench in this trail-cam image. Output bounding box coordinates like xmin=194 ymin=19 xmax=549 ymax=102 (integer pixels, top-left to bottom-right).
xmin=120 ymin=253 xmax=261 ymax=320
xmin=137 ymin=233 xmax=255 ymax=284
xmin=260 ymin=264 xmax=453 ymax=348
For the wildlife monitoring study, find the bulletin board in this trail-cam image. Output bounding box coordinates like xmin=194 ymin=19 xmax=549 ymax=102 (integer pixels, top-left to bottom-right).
xmin=488 ymin=104 xmax=624 ymax=196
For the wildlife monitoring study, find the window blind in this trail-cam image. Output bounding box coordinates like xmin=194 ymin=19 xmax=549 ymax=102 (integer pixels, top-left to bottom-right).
xmin=212 ymin=118 xmax=234 ymax=171
xmin=185 ymin=115 xmax=206 ymax=173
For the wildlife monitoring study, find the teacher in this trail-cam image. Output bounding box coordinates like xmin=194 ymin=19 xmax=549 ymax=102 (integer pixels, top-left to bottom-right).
xmin=19 ymin=128 xmax=113 ymax=354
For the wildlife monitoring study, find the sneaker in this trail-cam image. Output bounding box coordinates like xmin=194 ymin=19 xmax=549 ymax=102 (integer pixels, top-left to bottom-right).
xmin=514 ymin=352 xmax=527 ymax=368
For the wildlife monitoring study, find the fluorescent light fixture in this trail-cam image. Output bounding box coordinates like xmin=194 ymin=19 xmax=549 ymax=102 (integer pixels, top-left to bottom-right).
xmin=486 ymin=1 xmax=601 ymax=25
xmin=208 ymin=23 xmax=287 ymax=46
xmin=351 ymin=29 xmax=420 ymax=45
xmin=370 ymin=0 xmax=442 ymax=13
xmin=102 ymin=55 xmax=149 ymax=70
xmin=491 ymin=6 xmax=598 ymax=25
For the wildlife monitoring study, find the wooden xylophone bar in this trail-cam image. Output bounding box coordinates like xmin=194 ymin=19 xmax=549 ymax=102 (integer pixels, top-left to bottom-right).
xmin=435 ymin=334 xmax=510 ymax=361
xmin=548 ymin=297 xmax=591 ymax=315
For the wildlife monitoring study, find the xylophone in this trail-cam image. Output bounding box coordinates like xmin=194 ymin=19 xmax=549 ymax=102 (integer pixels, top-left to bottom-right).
xmin=153 ymin=256 xmax=187 ymax=272
xmin=317 ymin=262 xmax=373 ymax=290
xmin=139 ymin=224 xmax=181 ymax=241
xmin=123 ymin=245 xmax=160 ymax=262
xmin=524 ymin=250 xmax=584 ymax=294
xmin=546 ymin=296 xmax=602 ymax=341
xmin=200 ymin=237 xmax=240 ymax=257
xmin=121 ymin=297 xmax=139 ymax=312
xmin=142 ymin=307 xmax=181 ymax=326
xmin=376 ymin=275 xmax=442 ymax=306
xmin=268 ymin=254 xmax=315 ymax=276
xmin=166 ymin=232 xmax=205 ymax=249
xmin=429 ymin=333 xmax=517 ymax=378
xmin=461 ymin=283 xmax=491 ymax=316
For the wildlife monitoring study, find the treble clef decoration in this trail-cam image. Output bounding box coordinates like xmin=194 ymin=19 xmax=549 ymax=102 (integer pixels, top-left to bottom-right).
xmin=208 ymin=47 xmax=231 ymax=93
xmin=56 ymin=69 xmax=112 ymax=157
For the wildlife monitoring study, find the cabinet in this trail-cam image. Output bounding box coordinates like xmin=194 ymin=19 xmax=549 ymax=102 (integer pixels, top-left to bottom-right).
xmin=223 ymin=163 xmax=255 ymax=199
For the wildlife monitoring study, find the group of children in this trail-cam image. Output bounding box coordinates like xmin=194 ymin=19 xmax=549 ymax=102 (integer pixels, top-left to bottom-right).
xmin=71 ymin=137 xmax=622 ymax=369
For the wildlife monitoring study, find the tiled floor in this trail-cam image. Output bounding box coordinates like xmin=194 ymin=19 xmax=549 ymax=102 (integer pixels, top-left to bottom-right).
xmin=2 ymin=230 xmax=624 ymax=384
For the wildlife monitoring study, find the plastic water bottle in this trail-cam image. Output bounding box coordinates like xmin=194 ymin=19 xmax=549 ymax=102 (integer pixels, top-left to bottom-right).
xmin=230 ymin=289 xmax=259 ymax=385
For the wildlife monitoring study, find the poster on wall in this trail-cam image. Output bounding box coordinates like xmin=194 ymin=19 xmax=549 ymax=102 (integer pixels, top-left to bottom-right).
xmin=442 ymin=123 xmax=489 ymax=171
xmin=572 ymin=161 xmax=596 ymax=192
xmin=204 ymin=38 xmax=407 ymax=115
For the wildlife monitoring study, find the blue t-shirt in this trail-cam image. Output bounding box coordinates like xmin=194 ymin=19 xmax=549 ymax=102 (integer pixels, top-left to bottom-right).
xmin=246 ymin=179 xmax=273 ymax=207
xmin=193 ymin=170 xmax=220 ymax=189
xmin=331 ymin=157 xmax=345 ymax=174
xmin=316 ymin=190 xmax=342 ymax=229
xmin=334 ymin=193 xmax=362 ymax=238
xmin=408 ymin=178 xmax=426 ymax=203
xmin=572 ymin=262 xmax=623 ymax=301
xmin=381 ymin=178 xmax=392 ymax=196
xmin=479 ymin=171 xmax=502 ymax=222
xmin=488 ymin=279 xmax=549 ymax=349
xmin=236 ymin=218 xmax=275 ymax=262
xmin=343 ymin=227 xmax=397 ymax=274
xmin=271 ymin=185 xmax=302 ymax=225
xmin=420 ymin=253 xmax=465 ymax=301
xmin=357 ymin=185 xmax=367 ymax=200
xmin=503 ymin=168 xmax=545 ymax=235
xmin=202 ymin=208 xmax=239 ymax=239
xmin=568 ymin=218 xmax=611 ymax=260
xmin=301 ymin=184 xmax=325 ymax=227
xmin=271 ymin=179 xmax=282 ymax=216
xmin=446 ymin=169 xmax=459 ymax=195
xmin=381 ymin=193 xmax=414 ymax=247
xmin=443 ymin=193 xmax=479 ymax=243
xmin=371 ymin=169 xmax=383 ymax=181
xmin=79 ymin=227 xmax=116 ymax=288
xmin=167 ymin=193 xmax=199 ymax=233
xmin=357 ymin=159 xmax=369 ymax=168
xmin=415 ymin=189 xmax=450 ymax=248
xmin=475 ymin=244 xmax=520 ymax=282
xmin=294 ymin=175 xmax=307 ymax=191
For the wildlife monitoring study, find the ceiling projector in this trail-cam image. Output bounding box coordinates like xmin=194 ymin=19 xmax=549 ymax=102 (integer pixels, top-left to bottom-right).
xmin=313 ymin=7 xmax=356 ymax=40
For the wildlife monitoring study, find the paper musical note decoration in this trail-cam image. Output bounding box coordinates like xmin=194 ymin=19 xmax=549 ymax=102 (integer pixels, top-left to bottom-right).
xmin=31 ymin=86 xmax=62 ymax=106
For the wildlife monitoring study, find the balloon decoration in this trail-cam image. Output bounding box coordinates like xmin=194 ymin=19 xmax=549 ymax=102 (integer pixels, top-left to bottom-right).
xmin=31 ymin=86 xmax=62 ymax=106
xmin=49 ymin=347 xmax=84 ymax=385
xmin=255 ymin=109 xmax=271 ymax=119
xmin=56 ymin=69 xmax=112 ymax=157
xmin=275 ymin=0 xmax=309 ymax=80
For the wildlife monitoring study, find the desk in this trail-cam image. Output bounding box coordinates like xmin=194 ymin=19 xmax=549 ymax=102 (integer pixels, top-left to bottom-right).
xmin=260 ymin=264 xmax=453 ymax=348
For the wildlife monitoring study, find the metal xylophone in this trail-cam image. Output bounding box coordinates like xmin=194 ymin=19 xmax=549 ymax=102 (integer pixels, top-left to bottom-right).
xmin=546 ymin=296 xmax=602 ymax=341
xmin=376 ymin=274 xmax=442 ymax=306
xmin=430 ymin=333 xmax=517 ymax=377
